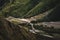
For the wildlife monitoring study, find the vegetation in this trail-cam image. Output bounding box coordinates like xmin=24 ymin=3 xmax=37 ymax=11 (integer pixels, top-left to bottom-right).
xmin=0 ymin=0 xmax=60 ymax=40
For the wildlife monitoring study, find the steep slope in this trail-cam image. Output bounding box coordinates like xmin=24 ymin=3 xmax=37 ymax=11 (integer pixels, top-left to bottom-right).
xmin=0 ymin=17 xmax=37 ymax=40
xmin=24 ymin=0 xmax=60 ymax=18
xmin=0 ymin=0 xmax=60 ymax=40
xmin=8 ymin=0 xmax=41 ymax=17
xmin=1 ymin=0 xmax=60 ymax=19
xmin=0 ymin=17 xmax=57 ymax=40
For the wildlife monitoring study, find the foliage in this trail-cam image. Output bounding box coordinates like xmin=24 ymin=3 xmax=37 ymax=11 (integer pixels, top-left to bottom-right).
xmin=0 ymin=0 xmax=60 ymax=19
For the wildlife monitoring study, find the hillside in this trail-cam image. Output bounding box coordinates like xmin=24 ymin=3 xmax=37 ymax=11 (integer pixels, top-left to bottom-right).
xmin=1 ymin=0 xmax=60 ymax=18
xmin=0 ymin=0 xmax=60 ymax=40
xmin=0 ymin=17 xmax=60 ymax=40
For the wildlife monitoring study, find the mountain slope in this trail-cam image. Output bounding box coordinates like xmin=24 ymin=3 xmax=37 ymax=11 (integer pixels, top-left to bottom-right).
xmin=0 ymin=17 xmax=37 ymax=40
xmin=0 ymin=0 xmax=60 ymax=19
